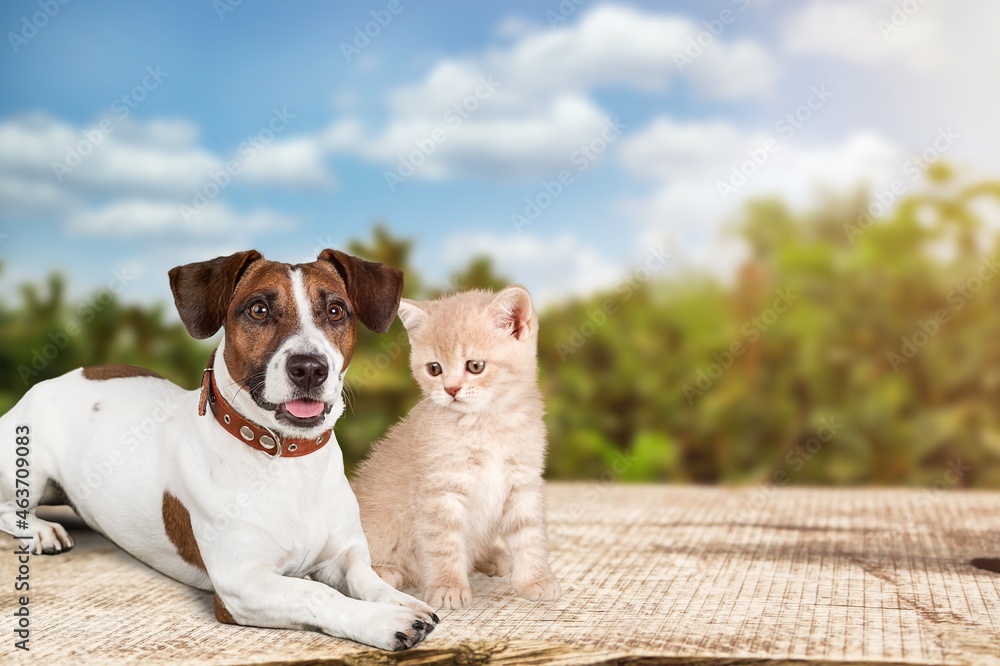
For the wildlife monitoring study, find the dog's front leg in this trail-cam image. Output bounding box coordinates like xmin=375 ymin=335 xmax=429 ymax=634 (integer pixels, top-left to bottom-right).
xmin=312 ymin=544 xmax=440 ymax=623
xmin=212 ymin=567 xmax=433 ymax=651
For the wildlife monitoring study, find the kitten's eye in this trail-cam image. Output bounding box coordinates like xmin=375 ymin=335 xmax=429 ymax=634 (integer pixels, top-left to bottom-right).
xmin=328 ymin=304 xmax=345 ymax=322
xmin=466 ymin=360 xmax=486 ymax=374
xmin=426 ymin=362 xmax=443 ymax=377
xmin=247 ymin=301 xmax=269 ymax=321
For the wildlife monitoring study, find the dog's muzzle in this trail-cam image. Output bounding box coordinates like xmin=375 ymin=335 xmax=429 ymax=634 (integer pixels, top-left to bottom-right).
xmin=198 ymin=350 xmax=332 ymax=458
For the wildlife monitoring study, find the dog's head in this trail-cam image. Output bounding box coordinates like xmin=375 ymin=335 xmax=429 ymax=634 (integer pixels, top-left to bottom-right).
xmin=169 ymin=249 xmax=403 ymax=437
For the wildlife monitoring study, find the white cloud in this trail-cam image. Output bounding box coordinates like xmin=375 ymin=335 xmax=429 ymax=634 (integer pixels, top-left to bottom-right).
xmin=484 ymin=4 xmax=774 ymax=98
xmin=0 ymin=174 xmax=77 ymax=215
xmin=0 ymin=114 xmax=334 ymax=213
xmin=67 ymin=199 xmax=295 ymax=237
xmin=240 ymin=137 xmax=333 ymax=187
xmin=440 ymin=231 xmax=620 ymax=306
xmin=364 ymin=94 xmax=611 ymax=180
xmin=325 ymin=3 xmax=777 ymax=181
xmin=619 ymin=117 xmax=750 ymax=181
xmin=0 ymin=113 xmax=315 ymax=237
xmin=322 ymin=118 xmax=367 ymax=151
xmin=620 ymin=116 xmax=902 ymax=269
xmin=781 ymin=0 xmax=946 ymax=71
xmin=494 ymin=15 xmax=539 ymax=39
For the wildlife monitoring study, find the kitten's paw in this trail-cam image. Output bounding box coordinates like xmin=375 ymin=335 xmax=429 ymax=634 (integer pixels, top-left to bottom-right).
xmin=475 ymin=546 xmax=512 ymax=577
xmin=516 ymin=574 xmax=561 ymax=602
xmin=425 ymin=583 xmax=473 ymax=610
xmin=373 ymin=565 xmax=406 ymax=590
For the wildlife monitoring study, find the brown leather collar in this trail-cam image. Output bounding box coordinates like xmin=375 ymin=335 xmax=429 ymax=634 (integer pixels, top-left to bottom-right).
xmin=198 ymin=350 xmax=333 ymax=458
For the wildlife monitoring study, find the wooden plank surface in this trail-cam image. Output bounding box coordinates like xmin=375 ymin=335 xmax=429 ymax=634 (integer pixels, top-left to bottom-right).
xmin=2 ymin=483 xmax=1000 ymax=665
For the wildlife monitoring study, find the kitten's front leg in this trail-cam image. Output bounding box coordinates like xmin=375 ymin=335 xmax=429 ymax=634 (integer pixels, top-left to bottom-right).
xmin=501 ymin=478 xmax=561 ymax=602
xmin=418 ymin=491 xmax=474 ymax=609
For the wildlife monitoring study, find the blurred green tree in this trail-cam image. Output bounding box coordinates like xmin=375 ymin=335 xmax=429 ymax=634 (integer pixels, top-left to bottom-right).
xmin=3 ymin=172 xmax=1000 ymax=487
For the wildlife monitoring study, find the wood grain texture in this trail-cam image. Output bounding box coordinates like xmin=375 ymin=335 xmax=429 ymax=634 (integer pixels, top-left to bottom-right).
xmin=3 ymin=484 xmax=1000 ymax=665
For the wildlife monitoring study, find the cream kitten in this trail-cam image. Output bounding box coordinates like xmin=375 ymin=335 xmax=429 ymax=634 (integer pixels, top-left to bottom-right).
xmin=351 ymin=286 xmax=561 ymax=610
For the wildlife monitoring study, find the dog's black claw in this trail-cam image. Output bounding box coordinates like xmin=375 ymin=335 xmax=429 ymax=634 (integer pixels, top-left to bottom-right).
xmin=393 ymin=631 xmax=409 ymax=651
xmin=431 ymin=613 xmax=440 ymax=623
xmin=412 ymin=620 xmax=425 ymax=631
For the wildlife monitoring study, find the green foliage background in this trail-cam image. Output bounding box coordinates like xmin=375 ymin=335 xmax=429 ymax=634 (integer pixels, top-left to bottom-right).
xmin=3 ymin=174 xmax=1000 ymax=487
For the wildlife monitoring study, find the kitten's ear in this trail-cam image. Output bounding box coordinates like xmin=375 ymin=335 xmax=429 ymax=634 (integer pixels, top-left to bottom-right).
xmin=169 ymin=250 xmax=262 ymax=339
xmin=318 ymin=249 xmax=404 ymax=333
xmin=397 ymin=299 xmax=428 ymax=332
xmin=488 ymin=285 xmax=535 ymax=339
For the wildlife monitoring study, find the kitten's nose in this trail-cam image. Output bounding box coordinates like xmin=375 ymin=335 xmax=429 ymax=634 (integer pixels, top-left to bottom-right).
xmin=444 ymin=385 xmax=461 ymax=398
xmin=287 ymin=354 xmax=329 ymax=391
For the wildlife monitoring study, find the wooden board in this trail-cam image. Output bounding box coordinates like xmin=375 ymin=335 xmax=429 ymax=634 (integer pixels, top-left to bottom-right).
xmin=2 ymin=484 xmax=1000 ymax=665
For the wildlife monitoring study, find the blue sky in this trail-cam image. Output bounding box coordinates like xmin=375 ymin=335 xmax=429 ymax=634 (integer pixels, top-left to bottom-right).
xmin=1 ymin=0 xmax=998 ymax=310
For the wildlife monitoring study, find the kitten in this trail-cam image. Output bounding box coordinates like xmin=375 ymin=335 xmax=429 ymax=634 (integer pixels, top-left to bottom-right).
xmin=351 ymin=285 xmax=561 ymax=610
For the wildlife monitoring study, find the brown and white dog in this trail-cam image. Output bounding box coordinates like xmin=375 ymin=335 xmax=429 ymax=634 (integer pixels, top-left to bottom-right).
xmin=0 ymin=249 xmax=439 ymax=650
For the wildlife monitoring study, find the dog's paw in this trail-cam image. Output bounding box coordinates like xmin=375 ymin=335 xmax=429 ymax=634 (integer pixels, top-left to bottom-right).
xmin=425 ymin=582 xmax=473 ymax=610
xmin=475 ymin=546 xmax=512 ymax=577
xmin=516 ymin=574 xmax=561 ymax=602
xmin=383 ymin=590 xmax=439 ymax=629
xmin=361 ymin=603 xmax=438 ymax=651
xmin=31 ymin=519 xmax=74 ymax=555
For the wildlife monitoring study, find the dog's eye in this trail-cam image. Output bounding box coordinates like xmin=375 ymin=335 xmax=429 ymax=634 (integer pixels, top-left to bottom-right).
xmin=247 ymin=302 xmax=269 ymax=320
xmin=328 ymin=304 xmax=345 ymax=322
xmin=426 ymin=362 xmax=442 ymax=377
xmin=466 ymin=360 xmax=486 ymax=374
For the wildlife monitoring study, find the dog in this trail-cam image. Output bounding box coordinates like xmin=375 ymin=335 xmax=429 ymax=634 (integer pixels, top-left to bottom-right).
xmin=0 ymin=249 xmax=440 ymax=651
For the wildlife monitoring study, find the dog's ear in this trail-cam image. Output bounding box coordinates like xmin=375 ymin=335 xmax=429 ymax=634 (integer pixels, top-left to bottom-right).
xmin=169 ymin=250 xmax=262 ymax=339
xmin=318 ymin=249 xmax=404 ymax=334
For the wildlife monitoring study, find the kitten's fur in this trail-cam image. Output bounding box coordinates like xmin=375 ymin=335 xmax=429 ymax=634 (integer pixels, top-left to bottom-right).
xmin=351 ymin=286 xmax=561 ymax=610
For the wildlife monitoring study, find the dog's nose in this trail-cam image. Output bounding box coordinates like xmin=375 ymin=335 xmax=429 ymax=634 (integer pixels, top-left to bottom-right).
xmin=286 ymin=354 xmax=329 ymax=391
xmin=444 ymin=385 xmax=461 ymax=398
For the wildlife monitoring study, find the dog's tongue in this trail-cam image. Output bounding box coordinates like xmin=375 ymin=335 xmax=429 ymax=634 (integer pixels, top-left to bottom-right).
xmin=284 ymin=400 xmax=325 ymax=419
